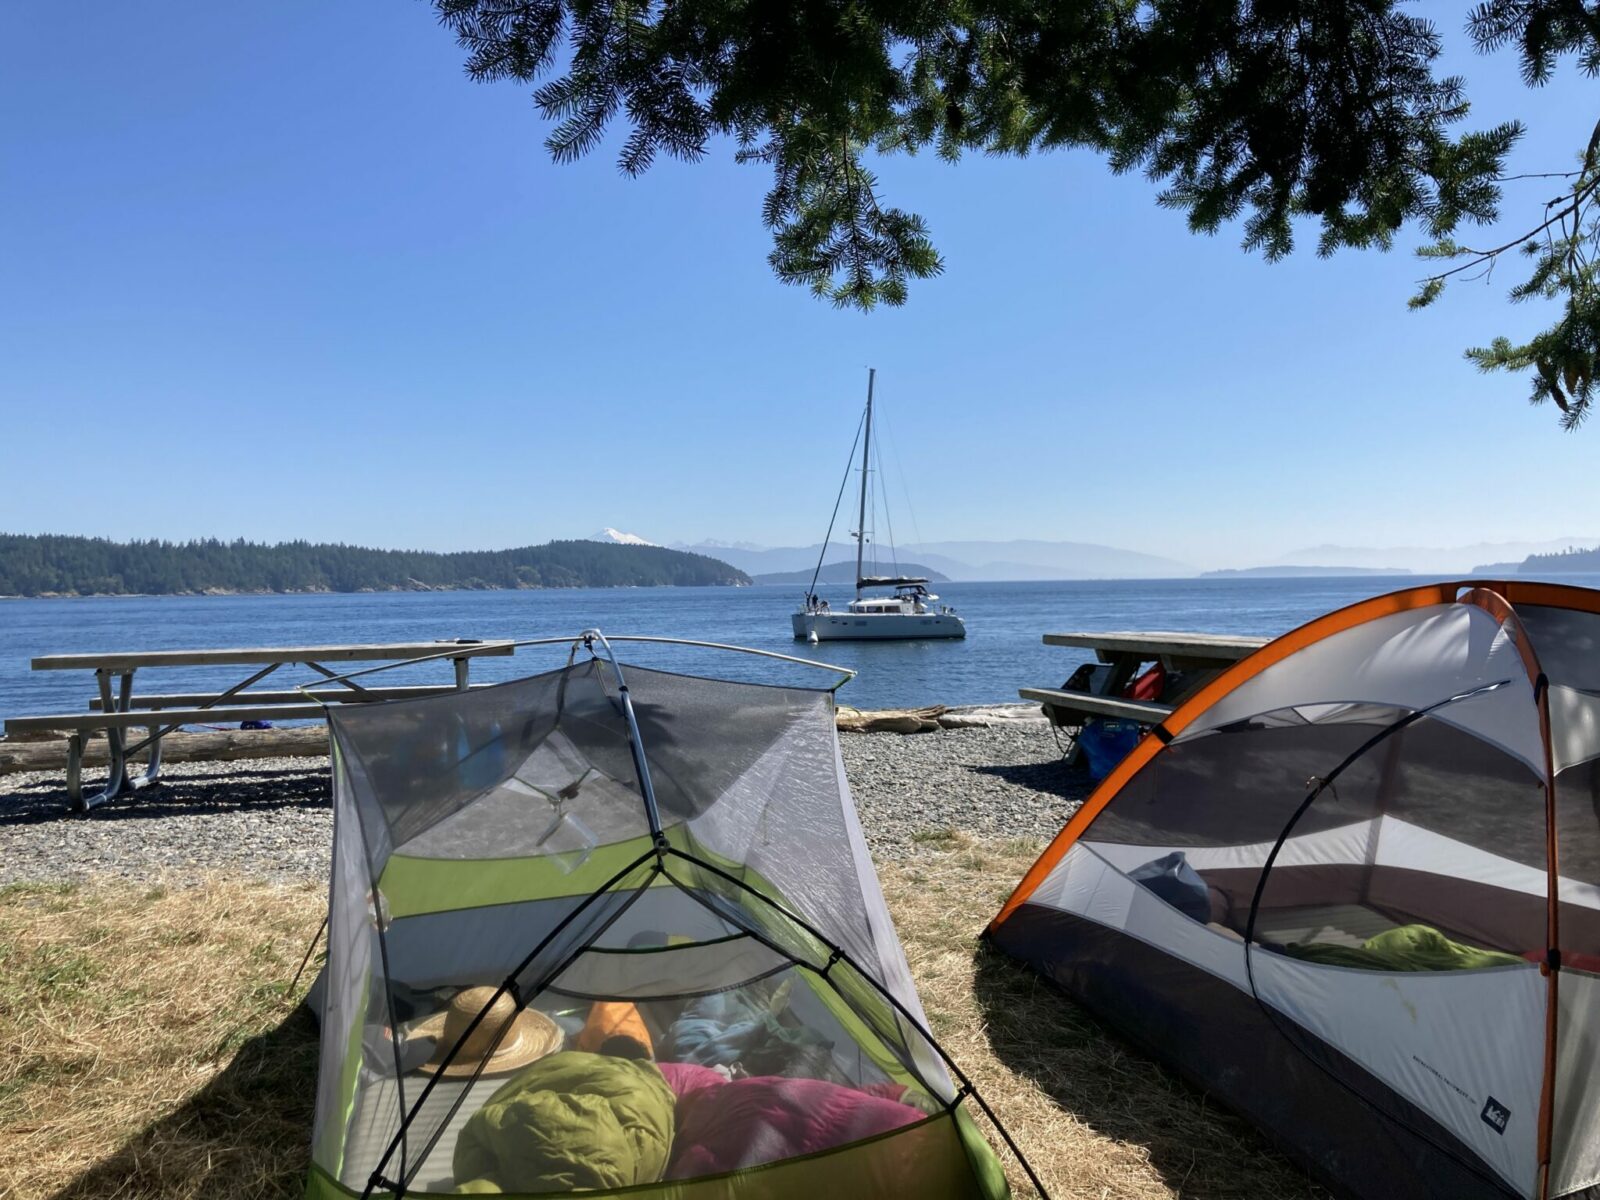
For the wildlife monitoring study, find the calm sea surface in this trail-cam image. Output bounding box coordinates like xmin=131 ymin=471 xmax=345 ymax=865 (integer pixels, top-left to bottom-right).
xmin=6 ymin=574 xmax=1600 ymax=718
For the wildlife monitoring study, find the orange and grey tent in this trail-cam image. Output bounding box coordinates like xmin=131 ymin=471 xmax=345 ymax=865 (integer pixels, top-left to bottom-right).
xmin=988 ymin=581 xmax=1600 ymax=1200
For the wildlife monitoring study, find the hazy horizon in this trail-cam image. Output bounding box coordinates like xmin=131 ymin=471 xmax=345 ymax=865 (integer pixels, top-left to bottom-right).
xmin=7 ymin=525 xmax=1597 ymax=578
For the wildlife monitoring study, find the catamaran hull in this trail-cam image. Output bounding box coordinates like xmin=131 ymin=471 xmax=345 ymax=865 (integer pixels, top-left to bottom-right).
xmin=791 ymin=612 xmax=966 ymax=641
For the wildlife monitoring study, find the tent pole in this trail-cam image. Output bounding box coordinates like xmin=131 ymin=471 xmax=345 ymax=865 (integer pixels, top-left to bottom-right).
xmin=395 ymin=868 xmax=662 ymax=1191
xmin=659 ymin=849 xmax=1053 ymax=1199
xmin=285 ymin=633 xmax=857 ymax=693
xmin=1235 ymin=678 xmax=1522 ymax=1199
xmin=357 ymin=849 xmax=658 ymax=1199
xmin=579 ymin=629 xmax=666 ymax=846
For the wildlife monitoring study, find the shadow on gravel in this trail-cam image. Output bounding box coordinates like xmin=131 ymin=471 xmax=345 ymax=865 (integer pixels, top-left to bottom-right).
xmin=50 ymin=1008 xmax=319 ymax=1200
xmin=970 ymin=942 xmax=1327 ymax=1200
xmin=0 ymin=765 xmax=330 ymax=826
xmin=965 ymin=756 xmax=1092 ymax=802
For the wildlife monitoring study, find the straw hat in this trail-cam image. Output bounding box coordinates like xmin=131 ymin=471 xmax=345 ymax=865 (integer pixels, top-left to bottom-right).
xmin=409 ymin=986 xmax=563 ymax=1079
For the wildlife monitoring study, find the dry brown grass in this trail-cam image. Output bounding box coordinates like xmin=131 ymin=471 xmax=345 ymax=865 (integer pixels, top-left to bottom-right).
xmin=0 ymin=849 xmax=1324 ymax=1200
xmin=0 ymin=878 xmax=323 ymax=1200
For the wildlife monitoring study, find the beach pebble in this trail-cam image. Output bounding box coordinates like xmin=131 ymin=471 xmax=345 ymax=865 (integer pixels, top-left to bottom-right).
xmin=0 ymin=722 xmax=1089 ymax=885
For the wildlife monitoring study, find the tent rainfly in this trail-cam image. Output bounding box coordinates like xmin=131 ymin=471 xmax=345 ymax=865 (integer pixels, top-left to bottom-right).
xmin=988 ymin=581 xmax=1600 ymax=1200
xmin=308 ymin=632 xmax=1030 ymax=1199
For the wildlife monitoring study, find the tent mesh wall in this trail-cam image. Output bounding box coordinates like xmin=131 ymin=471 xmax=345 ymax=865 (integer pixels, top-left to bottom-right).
xmin=308 ymin=657 xmax=1008 ymax=1199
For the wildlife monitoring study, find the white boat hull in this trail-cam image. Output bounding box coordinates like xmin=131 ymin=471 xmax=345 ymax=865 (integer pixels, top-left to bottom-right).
xmin=792 ymin=611 xmax=966 ymax=641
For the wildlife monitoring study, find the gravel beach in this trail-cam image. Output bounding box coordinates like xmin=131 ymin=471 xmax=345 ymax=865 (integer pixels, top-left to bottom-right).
xmin=0 ymin=719 xmax=1089 ymax=886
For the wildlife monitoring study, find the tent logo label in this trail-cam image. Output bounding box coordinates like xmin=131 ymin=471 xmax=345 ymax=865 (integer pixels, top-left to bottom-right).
xmin=1481 ymin=1097 xmax=1511 ymax=1135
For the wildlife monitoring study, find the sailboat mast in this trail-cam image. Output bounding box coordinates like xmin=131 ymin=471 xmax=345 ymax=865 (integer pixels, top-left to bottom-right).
xmin=855 ymin=368 xmax=874 ymax=602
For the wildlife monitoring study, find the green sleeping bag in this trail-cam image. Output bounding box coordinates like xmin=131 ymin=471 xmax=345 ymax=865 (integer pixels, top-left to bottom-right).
xmin=453 ymin=1051 xmax=676 ymax=1194
xmin=1286 ymin=924 xmax=1523 ymax=972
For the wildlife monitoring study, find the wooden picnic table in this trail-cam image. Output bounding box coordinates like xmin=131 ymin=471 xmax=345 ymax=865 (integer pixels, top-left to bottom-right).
xmin=8 ymin=640 xmax=516 ymax=811
xmin=1020 ymin=630 xmax=1270 ymax=764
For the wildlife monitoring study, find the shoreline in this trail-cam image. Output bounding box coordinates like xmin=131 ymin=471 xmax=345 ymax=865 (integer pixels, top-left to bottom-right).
xmin=0 ymin=703 xmax=1048 ymax=775
xmin=0 ymin=580 xmax=754 ymax=600
xmin=0 ymin=717 xmax=1080 ymax=885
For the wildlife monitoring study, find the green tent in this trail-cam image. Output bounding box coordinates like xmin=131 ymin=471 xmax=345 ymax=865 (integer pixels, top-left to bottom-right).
xmin=307 ymin=633 xmax=1021 ymax=1199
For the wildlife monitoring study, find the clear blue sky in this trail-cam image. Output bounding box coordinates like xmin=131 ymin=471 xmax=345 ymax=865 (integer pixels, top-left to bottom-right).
xmin=2 ymin=3 xmax=1596 ymax=570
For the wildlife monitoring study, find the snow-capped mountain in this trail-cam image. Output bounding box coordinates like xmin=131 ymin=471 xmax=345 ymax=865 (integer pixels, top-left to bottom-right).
xmin=586 ymin=528 xmax=656 ymax=546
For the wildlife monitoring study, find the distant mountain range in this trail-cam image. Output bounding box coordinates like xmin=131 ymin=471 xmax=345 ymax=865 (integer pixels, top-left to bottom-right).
xmin=1202 ymin=565 xmax=1411 ymax=578
xmin=1272 ymin=538 xmax=1600 ymax=576
xmin=751 ymin=560 xmax=951 ymax=586
xmin=579 ymin=529 xmax=1600 ymax=581
xmin=671 ymin=538 xmax=1192 ymax=581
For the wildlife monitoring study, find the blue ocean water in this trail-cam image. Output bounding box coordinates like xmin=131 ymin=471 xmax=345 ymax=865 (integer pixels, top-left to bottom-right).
xmin=5 ymin=574 xmax=1600 ymax=719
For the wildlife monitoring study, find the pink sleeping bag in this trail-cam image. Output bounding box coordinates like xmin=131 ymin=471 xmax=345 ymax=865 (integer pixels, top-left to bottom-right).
xmin=656 ymin=1062 xmax=930 ymax=1178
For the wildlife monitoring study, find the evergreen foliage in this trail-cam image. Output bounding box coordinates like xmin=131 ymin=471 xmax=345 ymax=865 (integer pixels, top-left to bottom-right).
xmin=434 ymin=0 xmax=1600 ymax=423
xmin=0 ymin=534 xmax=749 ymax=597
xmin=1519 ymin=543 xmax=1600 ymax=572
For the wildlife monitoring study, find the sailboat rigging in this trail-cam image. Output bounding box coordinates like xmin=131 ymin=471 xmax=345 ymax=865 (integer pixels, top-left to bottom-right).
xmin=792 ymin=370 xmax=966 ymax=642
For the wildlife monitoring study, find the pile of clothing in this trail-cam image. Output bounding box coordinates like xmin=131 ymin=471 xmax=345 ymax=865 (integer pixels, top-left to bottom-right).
xmin=441 ymin=978 xmax=938 ymax=1193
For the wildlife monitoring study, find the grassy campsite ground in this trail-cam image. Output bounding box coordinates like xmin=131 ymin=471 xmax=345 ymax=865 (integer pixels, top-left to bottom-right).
xmin=0 ymin=731 xmax=1329 ymax=1200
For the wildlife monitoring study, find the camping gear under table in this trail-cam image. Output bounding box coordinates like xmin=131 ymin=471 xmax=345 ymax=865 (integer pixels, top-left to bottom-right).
xmin=1020 ymin=631 xmax=1269 ymax=764
xmin=9 ymin=640 xmax=516 ymax=810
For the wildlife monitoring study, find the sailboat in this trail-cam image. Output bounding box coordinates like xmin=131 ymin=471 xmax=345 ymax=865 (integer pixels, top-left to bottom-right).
xmin=791 ymin=370 xmax=966 ymax=642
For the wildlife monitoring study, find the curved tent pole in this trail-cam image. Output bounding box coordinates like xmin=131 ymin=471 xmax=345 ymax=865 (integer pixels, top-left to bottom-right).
xmin=575 ymin=629 xmax=666 ymax=845
xmin=357 ymin=850 xmax=660 ymax=1199
xmin=1228 ymin=681 xmax=1529 ymax=1196
xmin=991 ymin=578 xmax=1486 ymax=932
xmin=397 ymin=870 xmax=663 ymax=1193
xmin=658 ymin=847 xmax=1053 ymax=1199
xmin=1239 ymin=678 xmax=1514 ymax=953
xmin=285 ymin=633 xmax=857 ymax=694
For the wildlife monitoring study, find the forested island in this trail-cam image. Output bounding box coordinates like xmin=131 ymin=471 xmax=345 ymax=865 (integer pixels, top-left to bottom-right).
xmin=0 ymin=534 xmax=749 ymax=597
xmin=1517 ymin=546 xmax=1600 ymax=574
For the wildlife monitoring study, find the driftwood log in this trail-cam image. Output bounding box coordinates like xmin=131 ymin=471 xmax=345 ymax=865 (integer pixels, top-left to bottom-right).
xmin=833 ymin=705 xmax=948 ymax=734
xmin=0 ymin=727 xmax=328 ymax=774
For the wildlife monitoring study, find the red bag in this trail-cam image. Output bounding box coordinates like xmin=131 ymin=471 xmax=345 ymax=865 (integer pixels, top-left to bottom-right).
xmin=1124 ymin=661 xmax=1167 ymax=702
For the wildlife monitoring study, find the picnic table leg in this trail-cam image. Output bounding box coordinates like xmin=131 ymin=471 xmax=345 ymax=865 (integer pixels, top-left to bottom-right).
xmin=84 ymin=668 xmax=130 ymax=811
xmin=66 ymin=733 xmax=85 ymax=811
xmin=143 ymin=723 xmax=164 ymax=783
xmin=453 ymin=656 xmax=470 ymax=691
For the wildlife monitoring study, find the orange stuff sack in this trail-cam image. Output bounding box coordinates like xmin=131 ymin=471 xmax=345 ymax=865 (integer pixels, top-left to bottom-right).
xmin=577 ymin=1000 xmax=654 ymax=1060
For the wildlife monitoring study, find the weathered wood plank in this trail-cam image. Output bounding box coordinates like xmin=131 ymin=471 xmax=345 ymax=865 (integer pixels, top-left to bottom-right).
xmin=1018 ymin=687 xmax=1173 ymax=724
xmin=31 ymin=640 xmax=516 ymax=671
xmin=7 ymin=704 xmax=332 ymax=733
xmin=87 ymin=684 xmax=493 ymax=710
xmin=1042 ymin=631 xmax=1268 ymax=661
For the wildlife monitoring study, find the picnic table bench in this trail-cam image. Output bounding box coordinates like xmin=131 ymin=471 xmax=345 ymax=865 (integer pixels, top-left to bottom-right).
xmin=5 ymin=640 xmax=516 ymax=811
xmin=1020 ymin=630 xmax=1270 ymax=764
